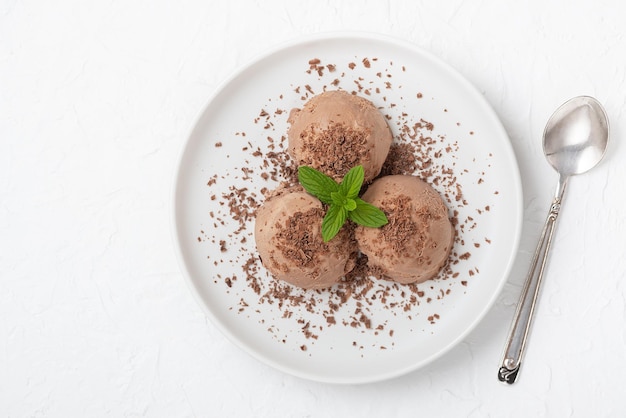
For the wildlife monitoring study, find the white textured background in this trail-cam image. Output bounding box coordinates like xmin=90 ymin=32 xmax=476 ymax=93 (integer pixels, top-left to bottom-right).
xmin=1 ymin=0 xmax=625 ymax=416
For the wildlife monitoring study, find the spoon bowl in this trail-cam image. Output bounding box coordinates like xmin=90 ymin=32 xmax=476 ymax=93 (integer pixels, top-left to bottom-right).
xmin=498 ymin=96 xmax=609 ymax=384
xmin=543 ymin=96 xmax=609 ymax=177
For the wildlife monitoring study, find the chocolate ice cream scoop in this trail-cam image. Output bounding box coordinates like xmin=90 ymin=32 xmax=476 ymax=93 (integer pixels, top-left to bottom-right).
xmin=355 ymin=175 xmax=454 ymax=284
xmin=287 ymin=90 xmax=393 ymax=182
xmin=254 ymin=187 xmax=357 ymax=289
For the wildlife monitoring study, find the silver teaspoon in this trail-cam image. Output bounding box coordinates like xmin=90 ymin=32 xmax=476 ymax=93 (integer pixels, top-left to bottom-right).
xmin=498 ymin=96 xmax=609 ymax=384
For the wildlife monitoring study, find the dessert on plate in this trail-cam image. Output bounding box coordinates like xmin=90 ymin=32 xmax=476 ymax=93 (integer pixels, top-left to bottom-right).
xmin=254 ymin=90 xmax=453 ymax=290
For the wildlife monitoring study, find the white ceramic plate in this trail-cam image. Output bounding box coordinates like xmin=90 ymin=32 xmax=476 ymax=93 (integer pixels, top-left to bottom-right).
xmin=173 ymin=33 xmax=523 ymax=384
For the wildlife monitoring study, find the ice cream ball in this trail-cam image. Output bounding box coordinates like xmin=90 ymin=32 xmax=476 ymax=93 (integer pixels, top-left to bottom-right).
xmin=355 ymin=175 xmax=454 ymax=284
xmin=254 ymin=187 xmax=358 ymax=289
xmin=287 ymin=90 xmax=393 ymax=183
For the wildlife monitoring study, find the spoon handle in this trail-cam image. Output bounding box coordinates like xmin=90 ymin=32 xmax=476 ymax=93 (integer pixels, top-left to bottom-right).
xmin=497 ymin=179 xmax=568 ymax=384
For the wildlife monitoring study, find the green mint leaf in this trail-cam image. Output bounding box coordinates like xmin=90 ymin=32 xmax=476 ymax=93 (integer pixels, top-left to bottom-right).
xmin=339 ymin=165 xmax=364 ymax=199
xmin=298 ymin=165 xmax=388 ymax=242
xmin=344 ymin=198 xmax=357 ymax=211
xmin=330 ymin=191 xmax=344 ymax=207
xmin=321 ymin=204 xmax=348 ymax=242
xmin=348 ymin=198 xmax=389 ymax=228
xmin=298 ymin=166 xmax=339 ymax=205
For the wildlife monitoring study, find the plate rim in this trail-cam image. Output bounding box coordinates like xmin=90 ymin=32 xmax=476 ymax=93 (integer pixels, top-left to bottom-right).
xmin=171 ymin=30 xmax=524 ymax=384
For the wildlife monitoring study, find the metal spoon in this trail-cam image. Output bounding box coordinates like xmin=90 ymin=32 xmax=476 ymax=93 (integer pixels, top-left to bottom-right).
xmin=498 ymin=96 xmax=609 ymax=384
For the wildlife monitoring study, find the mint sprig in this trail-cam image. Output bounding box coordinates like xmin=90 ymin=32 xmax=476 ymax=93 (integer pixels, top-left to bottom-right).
xmin=297 ymin=165 xmax=388 ymax=242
